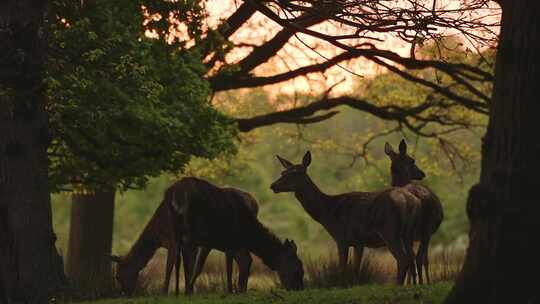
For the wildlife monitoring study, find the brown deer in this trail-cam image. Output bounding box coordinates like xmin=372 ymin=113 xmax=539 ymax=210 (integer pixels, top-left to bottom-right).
xmin=108 ymin=187 xmax=257 ymax=295
xmin=270 ymin=151 xmax=420 ymax=284
xmin=189 ymin=187 xmax=259 ymax=293
xmin=384 ymin=140 xmax=444 ymax=284
xmin=107 ymin=201 xmax=194 ymax=296
xmin=168 ymin=177 xmax=304 ymax=290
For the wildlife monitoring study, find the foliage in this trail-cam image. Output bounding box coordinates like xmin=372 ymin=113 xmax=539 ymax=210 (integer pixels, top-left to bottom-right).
xmin=45 ymin=0 xmax=236 ymax=191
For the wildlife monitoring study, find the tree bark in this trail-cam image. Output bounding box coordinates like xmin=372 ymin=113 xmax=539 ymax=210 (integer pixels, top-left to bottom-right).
xmin=66 ymin=188 xmax=115 ymax=295
xmin=0 ymin=1 xmax=67 ymax=302
xmin=445 ymin=2 xmax=540 ymax=303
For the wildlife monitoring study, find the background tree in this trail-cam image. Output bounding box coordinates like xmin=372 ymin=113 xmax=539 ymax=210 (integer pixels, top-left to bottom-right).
xmin=444 ymin=2 xmax=540 ymax=302
xmin=0 ymin=1 xmax=67 ymax=302
xmin=46 ymin=0 xmax=236 ymax=293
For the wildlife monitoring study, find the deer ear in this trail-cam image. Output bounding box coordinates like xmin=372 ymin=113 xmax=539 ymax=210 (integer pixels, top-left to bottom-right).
xmin=105 ymin=254 xmax=122 ymax=263
xmin=302 ymin=151 xmax=311 ymax=167
xmin=290 ymin=240 xmax=298 ymax=253
xmin=384 ymin=142 xmax=396 ymax=158
xmin=398 ymin=139 xmax=407 ymax=155
xmin=276 ymin=155 xmax=293 ymax=168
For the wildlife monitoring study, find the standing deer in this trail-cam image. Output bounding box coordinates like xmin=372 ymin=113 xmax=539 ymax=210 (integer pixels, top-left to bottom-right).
xmin=270 ymin=151 xmax=420 ymax=284
xmin=108 ymin=187 xmax=257 ymax=295
xmin=168 ymin=177 xmax=304 ymax=291
xmin=384 ymin=140 xmax=443 ymax=284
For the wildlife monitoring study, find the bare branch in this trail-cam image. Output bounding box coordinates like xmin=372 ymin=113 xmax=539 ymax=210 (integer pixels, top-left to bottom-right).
xmin=209 ymin=50 xmax=359 ymax=91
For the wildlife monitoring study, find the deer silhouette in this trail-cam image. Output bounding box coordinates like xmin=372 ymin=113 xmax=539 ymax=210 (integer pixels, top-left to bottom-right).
xmin=271 ymin=151 xmax=420 ymax=284
xmin=384 ymin=140 xmax=443 ymax=284
xmin=189 ymin=187 xmax=259 ymax=293
xmin=169 ymin=177 xmax=304 ymax=290
xmin=108 ymin=186 xmax=257 ymax=295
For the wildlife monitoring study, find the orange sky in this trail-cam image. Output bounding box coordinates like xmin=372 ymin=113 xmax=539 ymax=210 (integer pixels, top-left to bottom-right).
xmin=157 ymin=1 xmax=500 ymax=97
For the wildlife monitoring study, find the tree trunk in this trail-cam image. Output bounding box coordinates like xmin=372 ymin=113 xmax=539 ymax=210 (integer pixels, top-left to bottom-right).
xmin=66 ymin=188 xmax=115 ymax=295
xmin=0 ymin=1 xmax=67 ymax=302
xmin=445 ymin=2 xmax=540 ymax=303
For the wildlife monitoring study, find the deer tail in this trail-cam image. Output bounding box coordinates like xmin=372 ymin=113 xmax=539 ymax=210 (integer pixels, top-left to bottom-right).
xmin=402 ymin=196 xmax=420 ymax=239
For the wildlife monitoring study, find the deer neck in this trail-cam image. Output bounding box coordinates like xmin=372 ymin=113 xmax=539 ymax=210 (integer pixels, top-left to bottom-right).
xmin=123 ymin=207 xmax=164 ymax=274
xmin=293 ymin=175 xmax=330 ymax=222
xmin=244 ymin=217 xmax=283 ymax=271
xmin=391 ymin=168 xmax=411 ymax=187
xmin=391 ymin=173 xmax=411 ymax=187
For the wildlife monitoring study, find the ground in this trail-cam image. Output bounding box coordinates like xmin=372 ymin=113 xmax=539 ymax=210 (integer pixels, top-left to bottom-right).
xmin=81 ymin=282 xmax=453 ymax=304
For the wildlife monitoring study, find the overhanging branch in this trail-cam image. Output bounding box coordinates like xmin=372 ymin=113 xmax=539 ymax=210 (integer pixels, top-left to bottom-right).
xmin=210 ymin=50 xmax=359 ymax=91
xmin=234 ymin=95 xmax=442 ymax=132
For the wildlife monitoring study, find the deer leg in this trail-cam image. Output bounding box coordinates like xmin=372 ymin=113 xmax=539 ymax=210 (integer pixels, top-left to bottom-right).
xmin=225 ymin=252 xmax=234 ymax=293
xmin=337 ymin=243 xmax=349 ymax=273
xmin=175 ymin=246 xmax=181 ymax=296
xmin=415 ymin=239 xmax=426 ymax=284
xmin=379 ymin=230 xmax=408 ymax=285
xmin=163 ymin=245 xmax=175 ymax=294
xmin=420 ymin=239 xmax=431 ymax=284
xmin=403 ymin=236 xmax=417 ymax=285
xmin=189 ymin=247 xmax=211 ymax=293
xmin=352 ymin=245 xmax=364 ymax=273
xmin=415 ymin=234 xmax=432 ymax=285
xmin=235 ymin=249 xmax=252 ymax=293
xmin=182 ymin=244 xmax=197 ymax=295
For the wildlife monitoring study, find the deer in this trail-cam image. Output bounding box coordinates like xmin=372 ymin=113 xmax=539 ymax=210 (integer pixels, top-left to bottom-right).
xmin=189 ymin=187 xmax=259 ymax=293
xmin=168 ymin=177 xmax=304 ymax=291
xmin=107 ymin=201 xmax=194 ymax=296
xmin=384 ymin=140 xmax=444 ymax=284
xmin=107 ymin=187 xmax=258 ymax=295
xmin=270 ymin=151 xmax=420 ymax=285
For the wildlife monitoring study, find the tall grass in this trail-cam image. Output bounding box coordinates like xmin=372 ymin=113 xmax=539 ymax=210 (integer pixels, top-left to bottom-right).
xmin=304 ymin=252 xmax=386 ymax=288
xmin=127 ymin=245 xmax=465 ymax=296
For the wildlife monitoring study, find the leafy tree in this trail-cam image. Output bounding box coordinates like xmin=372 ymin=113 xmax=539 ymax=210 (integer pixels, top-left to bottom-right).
xmin=45 ymin=0 xmax=236 ymax=293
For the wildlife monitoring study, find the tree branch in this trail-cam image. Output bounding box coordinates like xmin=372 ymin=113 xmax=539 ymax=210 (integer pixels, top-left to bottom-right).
xmin=210 ymin=50 xmax=359 ymax=91
xmin=195 ymin=2 xmax=257 ymax=58
xmin=235 ymin=95 xmax=441 ymax=132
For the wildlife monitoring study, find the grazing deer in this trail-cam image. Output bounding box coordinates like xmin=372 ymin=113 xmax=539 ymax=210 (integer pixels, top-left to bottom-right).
xmin=384 ymin=140 xmax=443 ymax=284
xmin=168 ymin=177 xmax=304 ymax=290
xmin=107 ymin=201 xmax=194 ymax=296
xmin=270 ymin=151 xmax=420 ymax=284
xmin=189 ymin=187 xmax=259 ymax=293
xmin=108 ymin=188 xmax=257 ymax=295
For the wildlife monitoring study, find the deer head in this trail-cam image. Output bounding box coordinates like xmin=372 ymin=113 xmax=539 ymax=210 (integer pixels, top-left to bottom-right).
xmin=384 ymin=139 xmax=425 ymax=186
xmin=270 ymin=151 xmax=311 ymax=193
xmin=276 ymin=239 xmax=304 ymax=290
xmin=106 ymin=254 xmax=138 ymax=296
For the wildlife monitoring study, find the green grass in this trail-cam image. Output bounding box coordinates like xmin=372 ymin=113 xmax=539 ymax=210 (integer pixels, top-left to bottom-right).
xmin=80 ymin=282 xmax=453 ymax=304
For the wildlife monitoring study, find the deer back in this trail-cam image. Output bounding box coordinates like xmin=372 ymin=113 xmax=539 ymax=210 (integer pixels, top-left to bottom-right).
xmin=168 ymin=177 xmax=262 ymax=252
xmin=402 ymin=182 xmax=443 ymax=236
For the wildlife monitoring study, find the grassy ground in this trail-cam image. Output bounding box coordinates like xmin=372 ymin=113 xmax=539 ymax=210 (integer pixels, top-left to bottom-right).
xmin=80 ymin=282 xmax=453 ymax=304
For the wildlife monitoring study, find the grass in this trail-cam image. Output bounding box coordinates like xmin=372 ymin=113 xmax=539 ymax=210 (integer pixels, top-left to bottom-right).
xmin=68 ymin=246 xmax=462 ymax=303
xmin=78 ymin=282 xmax=454 ymax=304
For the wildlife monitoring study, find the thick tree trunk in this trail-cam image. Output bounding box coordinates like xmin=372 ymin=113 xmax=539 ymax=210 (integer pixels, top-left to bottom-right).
xmin=66 ymin=188 xmax=115 ymax=295
xmin=445 ymin=2 xmax=540 ymax=303
xmin=0 ymin=1 xmax=67 ymax=302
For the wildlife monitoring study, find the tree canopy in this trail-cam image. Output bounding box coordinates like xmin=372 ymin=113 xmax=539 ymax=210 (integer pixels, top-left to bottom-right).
xmin=46 ymin=0 xmax=237 ymax=191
